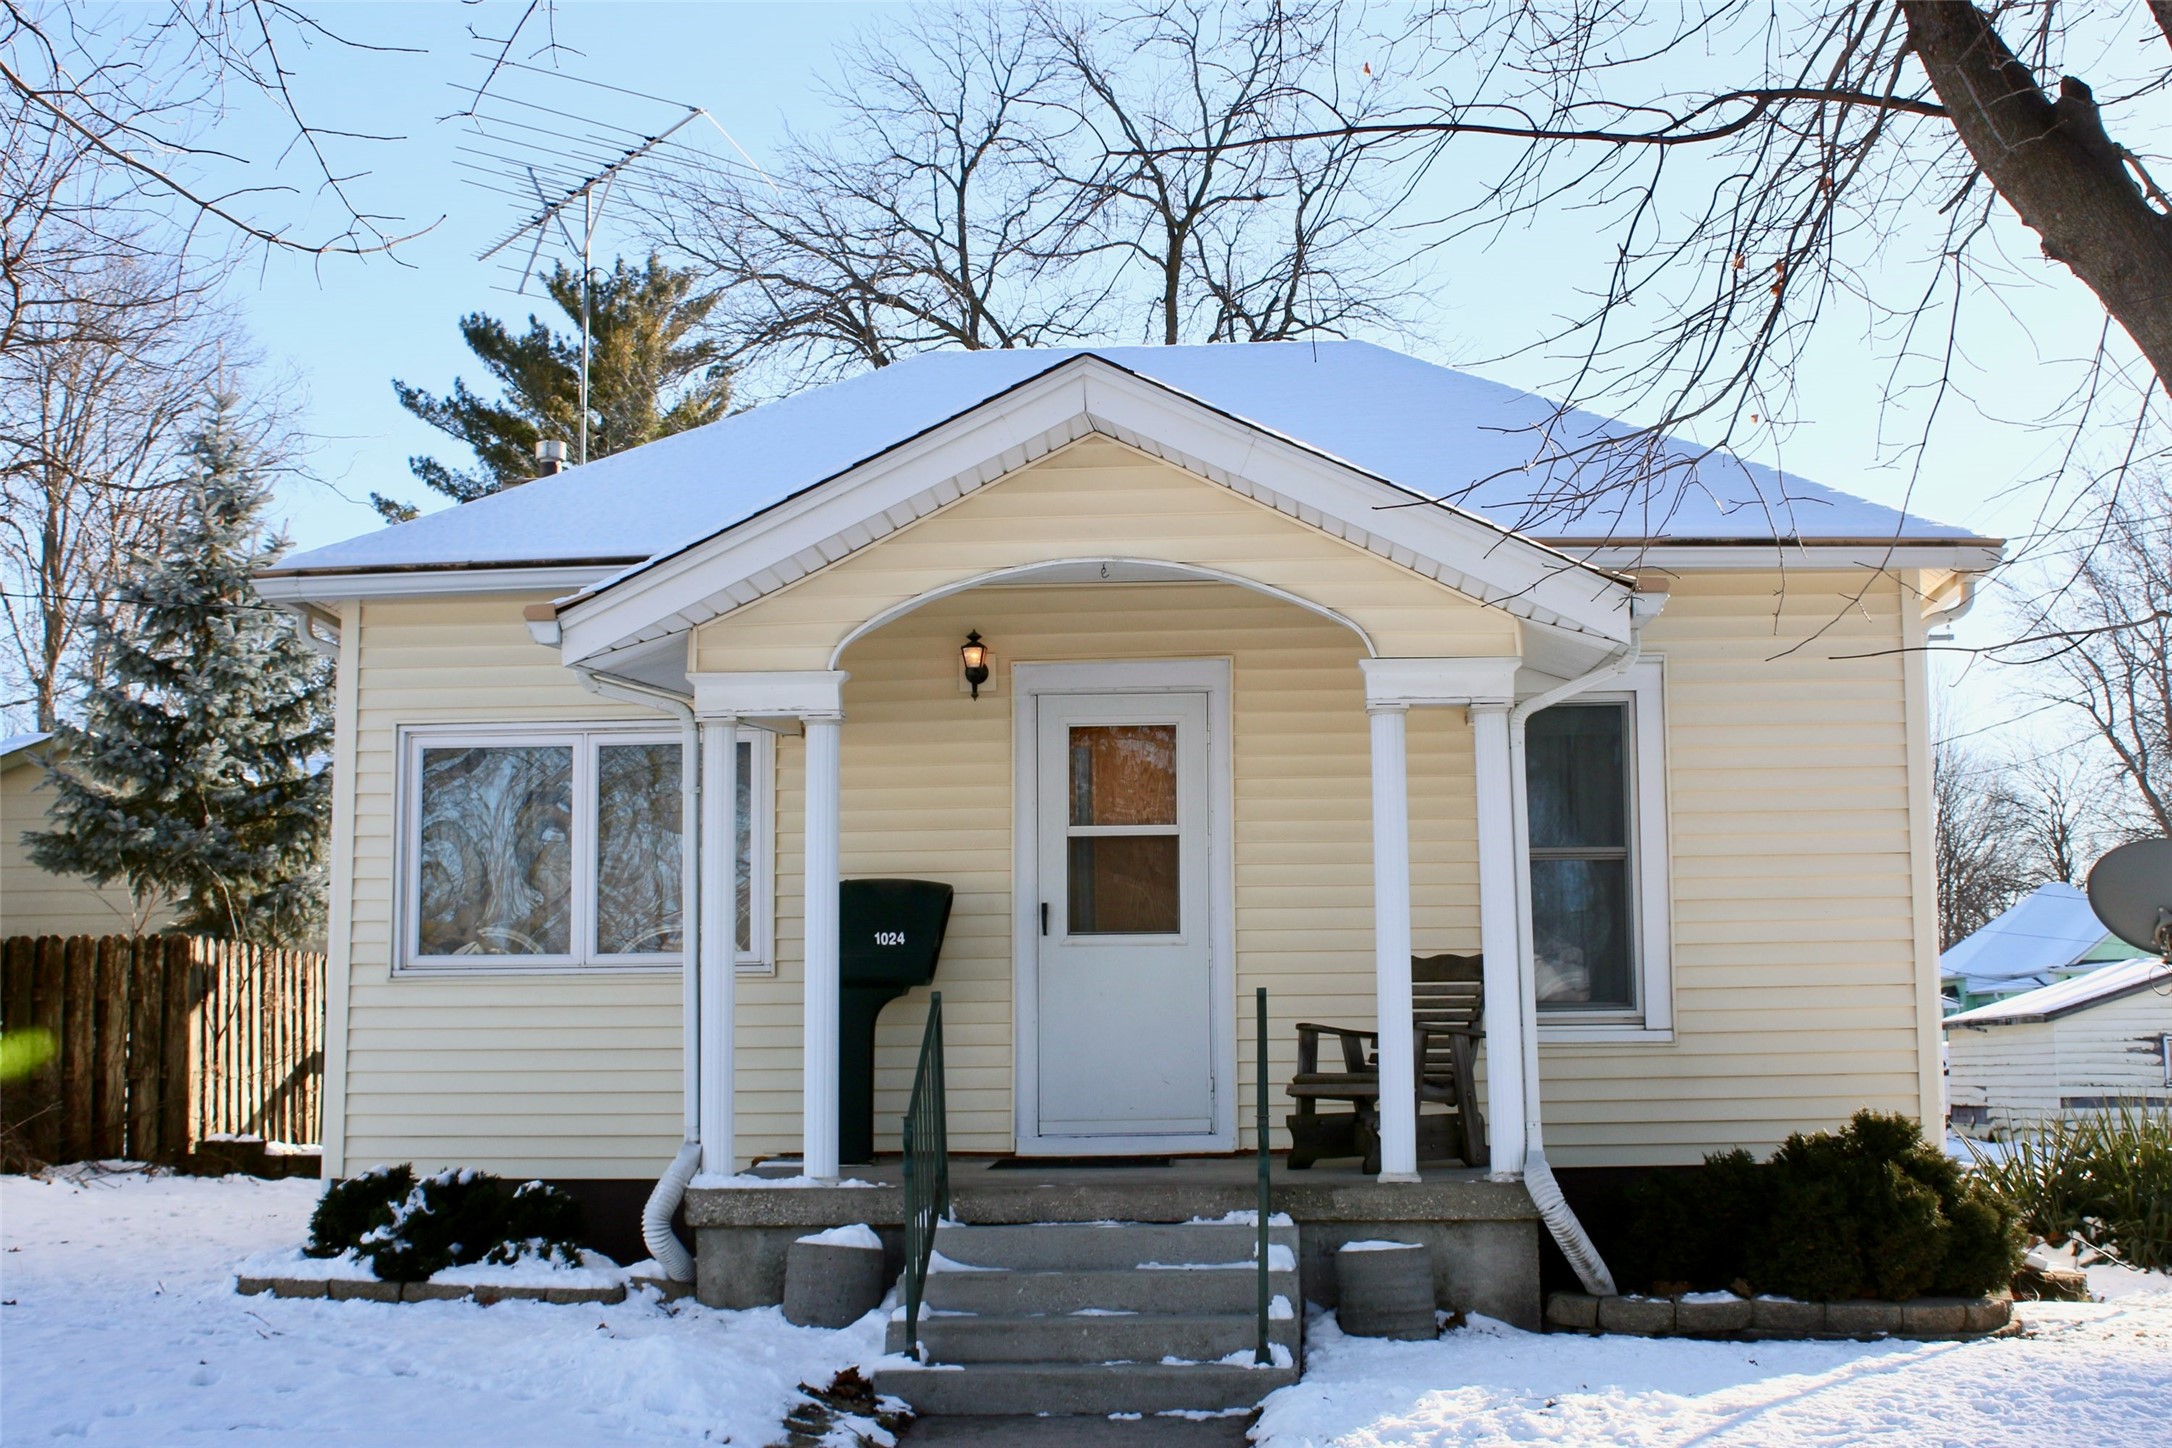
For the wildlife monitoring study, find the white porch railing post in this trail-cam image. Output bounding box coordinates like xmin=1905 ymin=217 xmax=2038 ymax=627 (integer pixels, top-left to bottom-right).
xmin=802 ymin=713 xmax=844 ymax=1181
xmin=698 ymin=719 xmax=738 ymax=1177
xmin=1470 ymin=702 xmax=1528 ymax=1180
xmin=1367 ymin=701 xmax=1420 ymax=1182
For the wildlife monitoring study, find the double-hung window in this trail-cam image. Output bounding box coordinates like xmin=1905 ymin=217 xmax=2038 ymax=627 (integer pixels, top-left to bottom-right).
xmin=1523 ymin=660 xmax=1672 ymax=1032
xmin=399 ymin=725 xmax=772 ymax=972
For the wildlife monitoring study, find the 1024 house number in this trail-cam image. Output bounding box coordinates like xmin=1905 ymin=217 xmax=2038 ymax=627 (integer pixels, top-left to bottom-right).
xmin=872 ymin=931 xmax=907 ymax=946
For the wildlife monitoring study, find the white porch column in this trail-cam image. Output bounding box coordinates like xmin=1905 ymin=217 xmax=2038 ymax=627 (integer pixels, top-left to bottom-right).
xmin=698 ymin=720 xmax=738 ymax=1177
xmin=801 ymin=712 xmax=844 ymax=1181
xmin=1469 ymin=703 xmax=1528 ymax=1180
xmin=1367 ymin=702 xmax=1420 ymax=1182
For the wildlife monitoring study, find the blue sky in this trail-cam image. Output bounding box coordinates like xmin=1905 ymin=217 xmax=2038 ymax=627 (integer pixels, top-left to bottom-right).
xmin=221 ymin=2 xmax=2164 ymax=706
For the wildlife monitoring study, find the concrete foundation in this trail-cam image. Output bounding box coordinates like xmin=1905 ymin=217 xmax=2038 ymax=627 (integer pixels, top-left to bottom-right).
xmin=685 ymin=1157 xmax=1543 ymax=1329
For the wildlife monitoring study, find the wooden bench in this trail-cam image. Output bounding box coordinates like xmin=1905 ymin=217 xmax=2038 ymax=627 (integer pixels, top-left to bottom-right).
xmin=1284 ymin=953 xmax=1487 ymax=1173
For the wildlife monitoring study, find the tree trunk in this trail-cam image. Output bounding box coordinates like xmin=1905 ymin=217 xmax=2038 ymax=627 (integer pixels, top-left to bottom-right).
xmin=1901 ymin=2 xmax=2172 ymax=393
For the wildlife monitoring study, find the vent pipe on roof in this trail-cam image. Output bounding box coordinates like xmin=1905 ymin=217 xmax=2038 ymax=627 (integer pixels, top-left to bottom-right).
xmin=528 ymin=438 xmax=569 ymax=481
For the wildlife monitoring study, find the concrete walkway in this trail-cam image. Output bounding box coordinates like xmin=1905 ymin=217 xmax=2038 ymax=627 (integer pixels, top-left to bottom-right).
xmin=900 ymin=1415 xmax=1253 ymax=1445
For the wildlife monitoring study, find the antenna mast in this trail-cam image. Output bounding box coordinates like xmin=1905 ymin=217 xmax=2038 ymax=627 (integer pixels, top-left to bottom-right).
xmin=453 ymin=53 xmax=768 ymax=473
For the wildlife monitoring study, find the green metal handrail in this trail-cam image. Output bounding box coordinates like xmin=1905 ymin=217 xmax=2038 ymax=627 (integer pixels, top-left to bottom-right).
xmin=1255 ymin=985 xmax=1273 ymax=1365
xmin=900 ymin=991 xmax=947 ymax=1359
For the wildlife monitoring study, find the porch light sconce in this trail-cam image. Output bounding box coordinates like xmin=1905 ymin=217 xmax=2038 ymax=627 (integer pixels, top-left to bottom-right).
xmin=960 ymin=631 xmax=991 ymax=700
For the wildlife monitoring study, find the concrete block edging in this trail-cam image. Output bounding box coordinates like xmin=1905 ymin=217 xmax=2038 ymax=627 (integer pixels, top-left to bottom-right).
xmin=236 ymin=1273 xmax=634 ymax=1306
xmin=1545 ymin=1291 xmax=2016 ymax=1341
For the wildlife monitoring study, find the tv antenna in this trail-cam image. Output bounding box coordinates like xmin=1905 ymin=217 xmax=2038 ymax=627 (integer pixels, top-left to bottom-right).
xmin=452 ymin=56 xmax=769 ymax=467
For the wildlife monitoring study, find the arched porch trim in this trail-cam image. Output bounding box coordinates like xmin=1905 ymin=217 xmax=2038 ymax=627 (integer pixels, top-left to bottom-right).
xmin=824 ymin=555 xmax=1381 ymax=669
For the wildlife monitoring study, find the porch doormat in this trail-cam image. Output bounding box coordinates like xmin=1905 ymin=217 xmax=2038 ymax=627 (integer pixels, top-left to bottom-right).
xmin=987 ymin=1156 xmax=1174 ymax=1170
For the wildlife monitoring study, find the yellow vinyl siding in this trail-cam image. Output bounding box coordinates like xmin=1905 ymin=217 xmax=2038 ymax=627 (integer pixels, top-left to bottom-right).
xmin=340 ymin=594 xmax=686 ymax=1178
xmin=1534 ymin=571 xmax=1927 ymax=1165
xmin=1 ymin=752 xmax=170 ymax=937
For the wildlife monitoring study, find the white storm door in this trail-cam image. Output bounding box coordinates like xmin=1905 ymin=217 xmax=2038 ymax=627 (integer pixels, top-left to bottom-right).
xmin=1032 ymin=691 xmax=1214 ymax=1140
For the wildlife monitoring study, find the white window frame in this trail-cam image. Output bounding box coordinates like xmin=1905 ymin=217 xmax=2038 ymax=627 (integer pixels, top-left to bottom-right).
xmin=395 ymin=722 xmax=775 ymax=975
xmin=1534 ymin=657 xmax=1675 ymax=1042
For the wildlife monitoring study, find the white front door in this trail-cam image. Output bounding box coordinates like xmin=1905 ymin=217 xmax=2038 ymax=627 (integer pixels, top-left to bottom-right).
xmin=1026 ymin=688 xmax=1218 ymax=1146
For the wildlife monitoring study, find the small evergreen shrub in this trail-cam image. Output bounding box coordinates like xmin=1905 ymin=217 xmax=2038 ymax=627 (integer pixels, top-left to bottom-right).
xmin=1616 ymin=1111 xmax=2023 ymax=1301
xmin=307 ymin=1164 xmax=415 ymax=1259
xmin=304 ymin=1164 xmax=586 ymax=1282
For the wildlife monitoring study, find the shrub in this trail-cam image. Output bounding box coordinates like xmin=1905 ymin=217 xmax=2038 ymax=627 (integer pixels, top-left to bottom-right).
xmin=1615 ymin=1111 xmax=2024 ymax=1301
xmin=305 ymin=1164 xmax=586 ymax=1282
xmin=1617 ymin=1150 xmax=1768 ymax=1290
xmin=1966 ymin=1106 xmax=2172 ymax=1273
xmin=307 ymin=1164 xmax=415 ymax=1259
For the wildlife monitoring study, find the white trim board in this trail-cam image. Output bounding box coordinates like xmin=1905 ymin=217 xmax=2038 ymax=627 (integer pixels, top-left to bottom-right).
xmin=1010 ymin=659 xmax=1237 ymax=1156
xmin=254 ymin=564 xmax=622 ymax=604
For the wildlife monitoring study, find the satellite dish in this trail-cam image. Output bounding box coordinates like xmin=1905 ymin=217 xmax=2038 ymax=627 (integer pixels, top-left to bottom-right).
xmin=2086 ymin=839 xmax=2172 ymax=956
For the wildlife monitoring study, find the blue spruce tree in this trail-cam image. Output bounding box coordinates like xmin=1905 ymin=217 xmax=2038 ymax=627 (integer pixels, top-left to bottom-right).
xmin=27 ymin=399 xmax=332 ymax=944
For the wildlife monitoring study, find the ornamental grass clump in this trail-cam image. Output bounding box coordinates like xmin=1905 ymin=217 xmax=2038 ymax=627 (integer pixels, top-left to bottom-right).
xmin=305 ymin=1165 xmax=585 ymax=1282
xmin=1965 ymin=1106 xmax=2172 ymax=1272
xmin=1617 ymin=1110 xmax=2023 ymax=1300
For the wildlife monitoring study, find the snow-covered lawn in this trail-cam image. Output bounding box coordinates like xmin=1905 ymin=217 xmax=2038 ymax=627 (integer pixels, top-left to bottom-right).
xmin=1258 ymin=1281 xmax=2172 ymax=1447
xmin=4 ymin=1169 xmax=2167 ymax=1446
xmin=1 ymin=1167 xmax=881 ymax=1445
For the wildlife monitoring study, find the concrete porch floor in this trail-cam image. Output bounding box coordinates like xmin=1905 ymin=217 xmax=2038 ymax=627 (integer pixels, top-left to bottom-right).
xmin=684 ymin=1155 xmax=1542 ymax=1328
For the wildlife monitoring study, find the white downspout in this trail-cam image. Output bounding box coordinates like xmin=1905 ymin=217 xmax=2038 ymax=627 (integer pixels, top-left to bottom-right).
xmin=1921 ymin=574 xmax=1978 ymax=637
xmin=1504 ymin=580 xmax=1669 ymax=1296
xmin=575 ymin=667 xmax=703 ymax=1283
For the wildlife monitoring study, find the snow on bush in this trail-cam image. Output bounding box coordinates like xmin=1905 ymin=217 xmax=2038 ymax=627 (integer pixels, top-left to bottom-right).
xmin=308 ymin=1164 xmax=586 ymax=1282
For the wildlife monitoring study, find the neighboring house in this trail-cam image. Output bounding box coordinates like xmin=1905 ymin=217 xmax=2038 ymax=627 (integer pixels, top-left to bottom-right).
xmin=254 ymin=341 xmax=1998 ymax=1316
xmin=1940 ymin=882 xmax=2148 ymax=1014
xmin=0 ymin=733 xmax=168 ymax=938
xmin=1945 ymin=958 xmax=2172 ymax=1136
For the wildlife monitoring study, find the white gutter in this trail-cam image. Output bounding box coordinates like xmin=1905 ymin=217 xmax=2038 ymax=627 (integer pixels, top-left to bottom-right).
xmin=574 ymin=667 xmax=703 ymax=1283
xmin=1503 ymin=580 xmax=1670 ymax=1296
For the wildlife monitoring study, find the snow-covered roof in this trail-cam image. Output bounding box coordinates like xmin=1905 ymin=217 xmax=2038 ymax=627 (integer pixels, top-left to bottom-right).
xmin=1939 ymin=882 xmax=2139 ymax=998
xmin=1944 ymin=956 xmax=2172 ymax=1027
xmin=0 ymin=730 xmax=52 ymax=768
xmin=264 ymin=342 xmax=1990 ymax=580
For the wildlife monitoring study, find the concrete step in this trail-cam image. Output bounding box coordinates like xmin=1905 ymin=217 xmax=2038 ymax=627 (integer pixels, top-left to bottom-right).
xmin=872 ymin=1361 xmax=1299 ymax=1417
xmin=923 ymin=1264 xmax=1299 ymax=1317
xmin=932 ymin=1222 xmax=1297 ymax=1272
xmin=889 ymin=1308 xmax=1300 ymax=1363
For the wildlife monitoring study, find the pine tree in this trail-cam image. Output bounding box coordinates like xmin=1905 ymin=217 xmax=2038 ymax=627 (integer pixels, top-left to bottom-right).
xmin=373 ymin=254 xmax=732 ymax=521
xmin=26 ymin=399 xmax=333 ymax=944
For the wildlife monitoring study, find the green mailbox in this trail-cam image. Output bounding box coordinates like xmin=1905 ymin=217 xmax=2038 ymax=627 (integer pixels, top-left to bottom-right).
xmin=838 ymin=878 xmax=954 ymax=1164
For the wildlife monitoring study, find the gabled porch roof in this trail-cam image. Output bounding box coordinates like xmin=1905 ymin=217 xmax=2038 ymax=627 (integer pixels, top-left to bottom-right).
xmin=545 ymin=354 xmax=1637 ymax=682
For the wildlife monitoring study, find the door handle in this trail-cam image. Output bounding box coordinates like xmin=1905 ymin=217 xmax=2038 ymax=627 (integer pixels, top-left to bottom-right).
xmin=1041 ymin=902 xmax=1049 ymax=936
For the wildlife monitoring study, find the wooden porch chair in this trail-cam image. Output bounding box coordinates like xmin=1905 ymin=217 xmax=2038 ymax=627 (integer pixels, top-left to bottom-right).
xmin=1284 ymin=952 xmax=1487 ymax=1173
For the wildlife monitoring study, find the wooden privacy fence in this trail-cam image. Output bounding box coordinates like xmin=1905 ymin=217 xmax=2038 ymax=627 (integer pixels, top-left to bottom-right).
xmin=0 ymin=935 xmax=324 ymax=1165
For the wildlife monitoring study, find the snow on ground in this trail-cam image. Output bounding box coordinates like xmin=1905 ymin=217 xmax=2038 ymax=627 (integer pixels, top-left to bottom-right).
xmin=1255 ymin=1285 xmax=2172 ymax=1448
xmin=6 ymin=1169 xmax=2169 ymax=1446
xmin=1 ymin=1168 xmax=882 ymax=1445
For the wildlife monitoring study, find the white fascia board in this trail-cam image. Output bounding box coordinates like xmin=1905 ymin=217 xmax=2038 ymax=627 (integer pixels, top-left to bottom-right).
xmin=690 ymin=670 xmax=848 ymax=720
xmin=253 ymin=564 xmax=620 ymax=605
xmin=561 ymin=357 xmax=1636 ymax=665
xmin=1360 ymin=656 xmax=1520 ymax=707
xmin=1563 ymin=543 xmax=2004 ymax=573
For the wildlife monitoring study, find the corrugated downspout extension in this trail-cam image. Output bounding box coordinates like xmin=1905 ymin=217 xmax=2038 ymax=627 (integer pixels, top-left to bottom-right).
xmin=1503 ymin=578 xmax=1668 ymax=1297
xmin=576 ymin=667 xmax=703 ymax=1283
xmin=643 ymin=1143 xmax=702 ymax=1281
